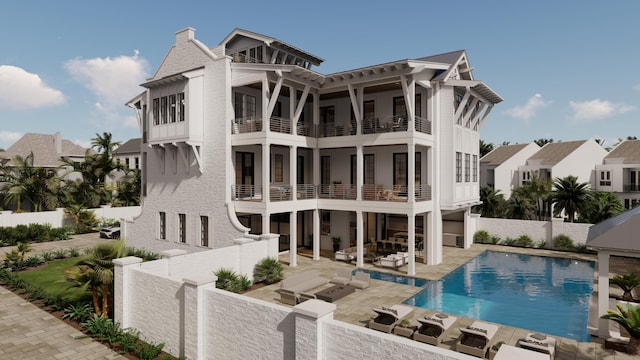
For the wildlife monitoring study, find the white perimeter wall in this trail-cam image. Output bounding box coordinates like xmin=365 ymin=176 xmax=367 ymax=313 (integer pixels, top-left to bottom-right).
xmin=0 ymin=206 xmax=140 ymax=228
xmin=478 ymin=217 xmax=591 ymax=245
xmin=115 ymin=238 xmax=476 ymax=359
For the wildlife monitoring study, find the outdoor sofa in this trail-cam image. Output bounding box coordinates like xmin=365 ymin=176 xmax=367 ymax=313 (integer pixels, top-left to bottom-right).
xmin=279 ymin=270 xmax=329 ymax=305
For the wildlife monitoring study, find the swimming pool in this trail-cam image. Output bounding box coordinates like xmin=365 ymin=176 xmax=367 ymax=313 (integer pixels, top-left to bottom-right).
xmin=364 ymin=251 xmax=595 ymax=341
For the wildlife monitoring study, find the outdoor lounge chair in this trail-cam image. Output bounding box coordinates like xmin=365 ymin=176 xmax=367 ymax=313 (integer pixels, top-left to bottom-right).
xmin=377 ymin=254 xmax=404 ymax=270
xmin=330 ymin=268 xmax=352 ymax=286
xmin=413 ymin=313 xmax=458 ymax=346
xmin=368 ymin=304 xmax=414 ymax=333
xmin=455 ymin=321 xmax=499 ymax=358
xmin=518 ymin=332 xmax=557 ymax=359
xmin=348 ymin=271 xmax=370 ymax=289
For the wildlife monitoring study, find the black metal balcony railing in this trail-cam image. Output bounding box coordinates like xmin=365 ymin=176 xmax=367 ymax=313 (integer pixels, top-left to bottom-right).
xmin=269 ymin=117 xmax=291 ymax=134
xmin=414 ymin=116 xmax=432 ymax=135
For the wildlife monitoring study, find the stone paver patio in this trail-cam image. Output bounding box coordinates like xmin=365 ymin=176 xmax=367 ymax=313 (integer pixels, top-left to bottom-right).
xmin=246 ymin=245 xmax=640 ymax=359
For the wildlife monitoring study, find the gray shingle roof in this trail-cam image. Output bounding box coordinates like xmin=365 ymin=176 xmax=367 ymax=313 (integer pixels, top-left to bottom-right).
xmin=114 ymin=138 xmax=141 ymax=155
xmin=605 ymin=139 xmax=640 ymax=163
xmin=0 ymin=133 xmax=88 ymax=167
xmin=527 ymin=140 xmax=587 ymax=165
xmin=480 ymin=144 xmax=530 ymax=166
xmin=587 ymin=205 xmax=640 ymax=252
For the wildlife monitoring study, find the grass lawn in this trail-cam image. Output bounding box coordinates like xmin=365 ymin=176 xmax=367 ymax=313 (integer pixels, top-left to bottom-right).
xmin=17 ymin=257 xmax=92 ymax=304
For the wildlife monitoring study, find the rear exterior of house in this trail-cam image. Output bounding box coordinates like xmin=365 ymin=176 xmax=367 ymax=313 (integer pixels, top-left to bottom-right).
xmin=125 ymin=27 xmax=502 ymax=273
xmin=594 ymin=139 xmax=640 ymax=209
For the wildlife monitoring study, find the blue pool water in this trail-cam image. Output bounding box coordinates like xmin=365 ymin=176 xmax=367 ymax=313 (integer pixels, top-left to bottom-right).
xmin=362 ymin=251 xmax=595 ymax=341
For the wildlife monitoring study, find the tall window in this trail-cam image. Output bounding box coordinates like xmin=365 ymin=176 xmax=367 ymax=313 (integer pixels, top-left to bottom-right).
xmin=473 ymin=155 xmax=478 ymax=182
xmin=153 ymin=98 xmax=160 ymax=125
xmin=160 ymin=96 xmax=168 ymax=124
xmin=465 ymin=153 xmax=471 ymax=182
xmin=234 ymin=93 xmax=256 ymax=119
xmin=321 ymin=156 xmax=330 ymax=186
xmin=415 ymin=152 xmax=421 ymax=186
xmin=456 ymin=152 xmax=462 ymax=182
xmin=159 ymin=212 xmax=166 ymax=240
xmin=169 ymin=95 xmax=177 ymax=123
xmin=177 ymin=92 xmax=185 ymax=121
xmin=273 ymin=154 xmax=283 ymax=183
xmin=135 ymin=157 xmax=140 ymax=170
xmin=200 ymin=216 xmax=209 ymax=247
xmin=393 ymin=153 xmax=408 ymax=187
xmin=178 ymin=214 xmax=186 ymax=243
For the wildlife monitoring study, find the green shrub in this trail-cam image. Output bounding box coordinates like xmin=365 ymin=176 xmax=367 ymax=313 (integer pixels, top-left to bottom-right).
xmin=41 ymin=251 xmax=54 ymax=261
xmin=118 ymin=328 xmax=141 ymax=354
xmin=23 ymin=255 xmax=44 ymax=268
xmin=553 ymin=234 xmax=574 ymax=251
xmin=63 ymin=303 xmax=94 ymax=323
xmin=214 ymin=268 xmax=251 ymax=293
xmin=473 ymin=230 xmax=491 ymax=244
xmin=514 ymin=235 xmax=534 ymax=248
xmin=137 ymin=339 xmax=165 ymax=360
xmin=82 ymin=314 xmax=121 ymax=345
xmin=53 ymin=249 xmax=67 ymax=259
xmin=13 ymin=225 xmax=29 ymax=243
xmin=503 ymin=237 xmax=516 ymax=246
xmin=491 ymin=235 xmax=501 ymax=244
xmin=253 ymin=257 xmax=284 ymax=284
xmin=68 ymin=248 xmax=80 ymax=257
xmin=536 ymin=241 xmax=546 ymax=249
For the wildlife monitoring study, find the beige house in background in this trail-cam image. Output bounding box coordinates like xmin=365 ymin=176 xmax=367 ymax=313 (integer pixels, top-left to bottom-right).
xmin=479 ymin=142 xmax=540 ymax=198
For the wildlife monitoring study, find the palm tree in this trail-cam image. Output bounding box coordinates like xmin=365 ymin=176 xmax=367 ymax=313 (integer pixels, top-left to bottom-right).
xmin=505 ymin=193 xmax=535 ymax=220
xmin=533 ymin=138 xmax=554 ymax=147
xmin=611 ymin=273 xmax=640 ymax=301
xmin=112 ymin=169 xmax=141 ymax=206
xmin=479 ymin=140 xmax=494 ymax=157
xmin=478 ymin=186 xmax=505 ymax=217
xmin=91 ymin=132 xmax=121 ymax=185
xmin=513 ymin=171 xmax=553 ymax=220
xmin=0 ymin=152 xmax=61 ymax=212
xmin=582 ymin=191 xmax=624 ymax=223
xmin=65 ymin=240 xmax=126 ymax=317
xmin=602 ymin=303 xmax=640 ymax=354
xmin=552 ymin=175 xmax=592 ymax=222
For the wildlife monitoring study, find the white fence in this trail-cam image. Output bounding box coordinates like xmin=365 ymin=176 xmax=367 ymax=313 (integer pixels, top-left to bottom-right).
xmin=0 ymin=205 xmax=141 ymax=228
xmin=114 ymin=237 xmax=473 ymax=360
xmin=477 ymin=217 xmax=592 ymax=246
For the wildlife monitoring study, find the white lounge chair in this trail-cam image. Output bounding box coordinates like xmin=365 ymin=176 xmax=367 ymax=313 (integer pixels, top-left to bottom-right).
xmin=368 ymin=304 xmax=414 ymax=333
xmin=348 ymin=271 xmax=370 ymax=289
xmin=413 ymin=313 xmax=458 ymax=345
xmin=518 ymin=332 xmax=557 ymax=359
xmin=377 ymin=255 xmax=404 ymax=269
xmin=330 ymin=268 xmax=352 ymax=286
xmin=455 ymin=321 xmax=499 ymax=358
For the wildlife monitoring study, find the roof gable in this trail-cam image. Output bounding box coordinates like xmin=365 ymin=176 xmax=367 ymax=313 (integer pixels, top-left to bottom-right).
xmin=527 ymin=140 xmax=587 ymax=165
xmin=1 ymin=133 xmax=87 ymax=167
xmin=114 ymin=138 xmax=141 ymax=155
xmin=481 ymin=143 xmax=532 ymax=165
xmin=605 ymin=139 xmax=640 ymax=163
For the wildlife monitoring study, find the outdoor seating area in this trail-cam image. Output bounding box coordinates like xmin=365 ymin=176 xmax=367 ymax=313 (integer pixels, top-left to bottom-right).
xmin=375 ymin=252 xmax=409 ymax=270
xmin=335 ymin=246 xmax=367 ymax=263
xmin=278 ymin=270 xmax=329 ymax=305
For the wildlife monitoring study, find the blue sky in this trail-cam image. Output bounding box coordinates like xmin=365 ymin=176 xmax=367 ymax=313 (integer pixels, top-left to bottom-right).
xmin=1 ymin=1 xmax=638 ymax=150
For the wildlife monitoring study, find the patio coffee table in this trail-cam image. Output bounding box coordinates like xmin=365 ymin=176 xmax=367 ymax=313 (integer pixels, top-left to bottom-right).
xmin=315 ymin=285 xmax=355 ymax=302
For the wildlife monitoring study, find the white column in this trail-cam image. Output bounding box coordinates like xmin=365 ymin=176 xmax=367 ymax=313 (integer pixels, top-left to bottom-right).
xmin=113 ymin=256 xmax=143 ymax=328
xmin=408 ymin=143 xmax=415 ymax=203
xmin=293 ymin=300 xmax=336 ymax=360
xmin=356 ymin=210 xmax=364 ymax=267
xmin=263 ymin=143 xmax=270 ymax=203
xmin=182 ymin=275 xmax=216 ymax=360
xmin=356 ymin=145 xmax=363 ymax=200
xmin=598 ymin=251 xmax=611 ymax=338
xmin=290 ymin=210 xmax=297 ymax=267
xmin=290 ymin=145 xmax=297 ymax=200
xmin=313 ymin=209 xmax=320 ymax=260
xmin=407 ymin=213 xmax=416 ymax=276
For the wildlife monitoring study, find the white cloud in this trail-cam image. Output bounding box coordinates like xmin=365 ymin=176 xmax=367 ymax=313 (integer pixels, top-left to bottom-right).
xmin=569 ymin=99 xmax=635 ymax=122
xmin=0 ymin=130 xmax=23 ymax=144
xmin=65 ymin=51 xmax=149 ymax=131
xmin=633 ymin=84 xmax=640 ymax=92
xmin=505 ymin=94 xmax=550 ymax=121
xmin=0 ymin=65 xmax=65 ymax=109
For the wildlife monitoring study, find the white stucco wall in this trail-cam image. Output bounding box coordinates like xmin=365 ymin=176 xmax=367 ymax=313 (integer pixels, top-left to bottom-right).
xmin=478 ymin=217 xmax=591 ymax=246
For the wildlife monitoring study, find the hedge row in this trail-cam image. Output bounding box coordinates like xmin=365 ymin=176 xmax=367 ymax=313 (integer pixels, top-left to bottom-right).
xmin=0 ymin=223 xmax=69 ymax=246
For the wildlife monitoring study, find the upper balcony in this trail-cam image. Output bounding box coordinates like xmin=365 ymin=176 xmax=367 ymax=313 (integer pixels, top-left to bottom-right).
xmin=231 ymin=115 xmax=431 ymax=137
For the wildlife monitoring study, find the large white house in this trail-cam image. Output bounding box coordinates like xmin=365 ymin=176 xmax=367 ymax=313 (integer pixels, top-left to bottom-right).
xmin=479 ymin=143 xmax=540 ymax=198
xmin=594 ymin=139 xmax=640 ymax=209
xmin=125 ymin=27 xmax=502 ymax=273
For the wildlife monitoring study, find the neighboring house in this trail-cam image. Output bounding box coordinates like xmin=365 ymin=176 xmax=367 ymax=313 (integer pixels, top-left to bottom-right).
xmin=125 ymin=27 xmax=502 ymax=273
xmin=594 ymin=139 xmax=640 ymax=209
xmin=0 ymin=132 xmax=88 ymax=211
xmin=0 ymin=132 xmax=87 ymax=169
xmin=479 ymin=143 xmax=540 ymax=198
xmin=517 ymin=139 xmax=607 ymax=187
xmin=113 ymin=138 xmax=141 ymax=171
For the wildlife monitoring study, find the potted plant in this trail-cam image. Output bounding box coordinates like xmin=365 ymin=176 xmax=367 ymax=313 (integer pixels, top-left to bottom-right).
xmin=611 ymin=273 xmax=640 ymax=301
xmin=602 ymin=303 xmax=640 ymax=354
xmin=332 ymin=236 xmax=341 ymax=252
xmin=489 ymin=341 xmax=505 ymax=359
